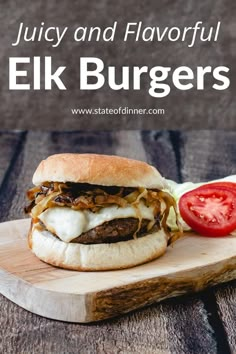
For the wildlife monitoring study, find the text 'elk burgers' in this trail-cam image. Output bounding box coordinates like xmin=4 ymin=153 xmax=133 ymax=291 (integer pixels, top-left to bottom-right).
xmin=25 ymin=154 xmax=177 ymax=271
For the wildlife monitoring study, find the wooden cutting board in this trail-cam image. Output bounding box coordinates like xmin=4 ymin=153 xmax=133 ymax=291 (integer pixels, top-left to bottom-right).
xmin=1 ymin=219 xmax=236 ymax=323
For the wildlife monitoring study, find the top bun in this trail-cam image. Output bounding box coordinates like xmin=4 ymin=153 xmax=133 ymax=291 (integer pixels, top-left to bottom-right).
xmin=33 ymin=153 xmax=167 ymax=189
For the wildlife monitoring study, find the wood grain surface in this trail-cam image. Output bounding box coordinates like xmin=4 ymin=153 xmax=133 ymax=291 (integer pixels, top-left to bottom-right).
xmin=0 ymin=131 xmax=235 ymax=353
xmin=2 ymin=219 xmax=236 ymax=325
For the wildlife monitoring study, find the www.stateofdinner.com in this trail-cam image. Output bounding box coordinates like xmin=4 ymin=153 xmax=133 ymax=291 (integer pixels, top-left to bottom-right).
xmin=71 ymin=107 xmax=165 ymax=116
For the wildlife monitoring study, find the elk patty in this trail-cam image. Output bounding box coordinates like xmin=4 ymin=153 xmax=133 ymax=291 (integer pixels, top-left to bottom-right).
xmin=70 ymin=218 xmax=152 ymax=244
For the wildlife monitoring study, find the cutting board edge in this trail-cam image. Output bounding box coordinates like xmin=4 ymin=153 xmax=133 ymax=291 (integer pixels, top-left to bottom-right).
xmin=1 ymin=218 xmax=236 ymax=323
xmin=0 ymin=267 xmax=90 ymax=322
xmin=87 ymin=255 xmax=236 ymax=322
xmin=1 ymin=254 xmax=236 ymax=323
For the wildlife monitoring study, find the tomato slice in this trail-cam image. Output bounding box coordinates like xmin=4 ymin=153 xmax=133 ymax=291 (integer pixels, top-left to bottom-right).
xmin=179 ymin=186 xmax=236 ymax=237
xmin=200 ymin=182 xmax=236 ymax=193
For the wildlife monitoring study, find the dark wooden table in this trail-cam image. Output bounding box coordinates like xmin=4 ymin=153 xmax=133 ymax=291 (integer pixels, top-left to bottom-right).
xmin=0 ymin=130 xmax=235 ymax=354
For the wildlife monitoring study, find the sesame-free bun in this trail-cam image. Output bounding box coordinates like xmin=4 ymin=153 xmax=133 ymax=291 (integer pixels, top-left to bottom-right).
xmin=32 ymin=153 xmax=167 ymax=189
xmin=29 ymin=225 xmax=167 ymax=271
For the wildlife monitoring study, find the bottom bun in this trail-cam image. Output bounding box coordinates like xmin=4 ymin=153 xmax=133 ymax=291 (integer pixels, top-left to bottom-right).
xmin=29 ymin=225 xmax=168 ymax=271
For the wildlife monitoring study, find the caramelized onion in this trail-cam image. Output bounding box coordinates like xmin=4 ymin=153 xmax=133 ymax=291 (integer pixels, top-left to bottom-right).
xmin=30 ymin=192 xmax=61 ymax=218
xmin=25 ymin=182 xmax=181 ymax=242
xmin=26 ymin=186 xmax=41 ymax=200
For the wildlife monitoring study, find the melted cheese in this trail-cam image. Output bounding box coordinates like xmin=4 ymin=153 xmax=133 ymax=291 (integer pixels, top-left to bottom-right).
xmin=39 ymin=202 xmax=155 ymax=243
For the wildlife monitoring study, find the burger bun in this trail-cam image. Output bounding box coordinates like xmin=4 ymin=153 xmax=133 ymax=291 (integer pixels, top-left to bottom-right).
xmin=29 ymin=225 xmax=167 ymax=271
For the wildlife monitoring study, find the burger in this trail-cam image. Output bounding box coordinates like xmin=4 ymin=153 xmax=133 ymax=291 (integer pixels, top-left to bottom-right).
xmin=25 ymin=153 xmax=177 ymax=271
